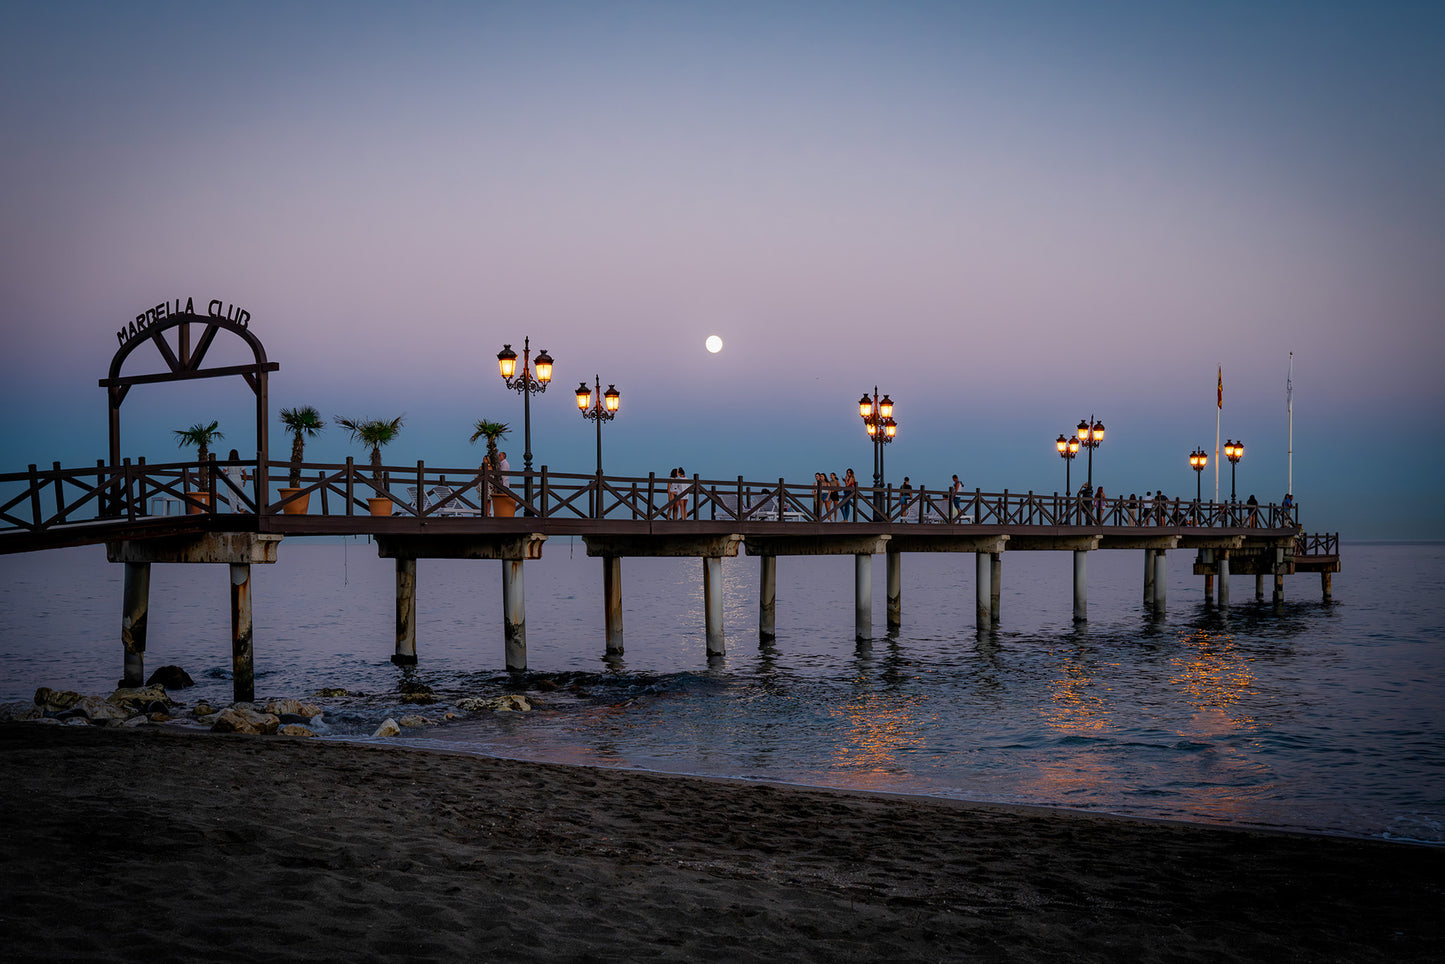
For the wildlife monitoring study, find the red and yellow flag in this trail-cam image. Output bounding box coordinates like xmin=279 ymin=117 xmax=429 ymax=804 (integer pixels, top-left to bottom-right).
xmin=1217 ymin=366 xmax=1223 ymax=409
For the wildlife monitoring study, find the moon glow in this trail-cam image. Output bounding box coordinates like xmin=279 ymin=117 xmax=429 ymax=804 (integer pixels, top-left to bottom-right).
xmin=705 ymin=335 xmax=723 ymax=353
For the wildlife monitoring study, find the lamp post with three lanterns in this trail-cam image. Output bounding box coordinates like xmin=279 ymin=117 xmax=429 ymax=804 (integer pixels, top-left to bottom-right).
xmin=496 ymin=337 xmax=553 ymax=511
xmin=575 ymin=375 xmax=620 ymax=476
xmin=858 ymin=388 xmax=896 ymax=514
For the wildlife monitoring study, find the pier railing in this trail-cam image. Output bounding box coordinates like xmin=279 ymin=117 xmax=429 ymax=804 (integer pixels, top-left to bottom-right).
xmin=1 ymin=456 xmax=1305 ymax=548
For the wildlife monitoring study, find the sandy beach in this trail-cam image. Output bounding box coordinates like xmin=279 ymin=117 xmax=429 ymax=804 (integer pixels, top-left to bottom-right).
xmin=1 ymin=724 xmax=1438 ymax=962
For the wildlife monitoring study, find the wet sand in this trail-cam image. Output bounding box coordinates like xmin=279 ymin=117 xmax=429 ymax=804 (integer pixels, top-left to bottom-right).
xmin=2 ymin=724 xmax=1439 ymax=962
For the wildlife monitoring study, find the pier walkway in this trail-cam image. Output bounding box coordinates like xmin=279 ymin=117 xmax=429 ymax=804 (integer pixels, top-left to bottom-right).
xmin=1 ymin=458 xmax=1339 ymax=701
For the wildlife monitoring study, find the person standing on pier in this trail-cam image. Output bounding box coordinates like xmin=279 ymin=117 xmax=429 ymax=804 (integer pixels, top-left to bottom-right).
xmin=841 ymin=469 xmax=858 ymax=521
xmin=827 ymin=472 xmax=841 ymax=520
xmin=1094 ymin=485 xmax=1106 ymax=524
xmin=899 ymin=477 xmax=914 ymax=518
xmin=951 ymin=474 xmax=965 ymax=521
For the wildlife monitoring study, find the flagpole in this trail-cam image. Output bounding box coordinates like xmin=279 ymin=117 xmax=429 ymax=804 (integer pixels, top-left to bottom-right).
xmin=1287 ymin=352 xmax=1294 ymax=497
xmin=1214 ymin=364 xmax=1221 ymax=503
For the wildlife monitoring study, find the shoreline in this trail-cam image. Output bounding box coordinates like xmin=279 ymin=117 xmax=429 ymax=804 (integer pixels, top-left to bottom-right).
xmin=3 ymin=725 xmax=1440 ymax=962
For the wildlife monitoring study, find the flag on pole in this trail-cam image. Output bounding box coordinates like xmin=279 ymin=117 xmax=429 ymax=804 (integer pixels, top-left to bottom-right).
xmin=1217 ymin=366 xmax=1223 ymax=409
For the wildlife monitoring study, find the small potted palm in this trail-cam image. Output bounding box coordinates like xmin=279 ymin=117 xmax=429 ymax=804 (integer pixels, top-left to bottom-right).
xmin=174 ymin=420 xmax=224 ymax=513
xmin=336 ymin=415 xmax=404 ymax=516
xmin=278 ymin=406 xmax=326 ymax=514
xmin=469 ymin=419 xmax=513 ymax=517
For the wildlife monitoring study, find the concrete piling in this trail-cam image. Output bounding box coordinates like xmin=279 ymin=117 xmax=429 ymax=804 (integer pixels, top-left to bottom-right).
xmin=886 ymin=551 xmax=901 ymax=630
xmin=230 ymin=562 xmax=254 ymax=703
xmin=990 ymin=552 xmax=1002 ymax=627
xmin=704 ymin=555 xmax=725 ymax=655
xmin=393 ymin=558 xmax=417 ymax=666
xmin=1073 ymin=550 xmax=1087 ymax=622
xmin=503 ymin=559 xmax=527 ymax=671
xmin=1153 ymin=550 xmax=1167 ymax=614
xmin=1143 ymin=549 xmax=1155 ymax=606
xmin=1218 ymin=552 xmax=1231 ymax=607
xmin=855 ymin=553 xmax=873 ymax=639
xmin=604 ymin=555 xmax=624 ymax=654
xmin=120 ymin=561 xmax=150 ymax=687
xmin=977 ymin=552 xmax=992 ymax=629
xmin=759 ymin=555 xmax=776 ymax=640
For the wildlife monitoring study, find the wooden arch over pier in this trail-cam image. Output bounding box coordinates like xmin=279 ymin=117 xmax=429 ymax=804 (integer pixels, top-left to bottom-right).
xmin=99 ymin=303 xmax=279 ymax=512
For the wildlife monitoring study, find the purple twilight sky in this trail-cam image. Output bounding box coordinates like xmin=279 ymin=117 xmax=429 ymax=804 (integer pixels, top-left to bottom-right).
xmin=2 ymin=1 xmax=1442 ymax=538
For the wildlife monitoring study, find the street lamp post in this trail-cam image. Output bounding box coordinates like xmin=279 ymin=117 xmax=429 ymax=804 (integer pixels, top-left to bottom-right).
xmin=1190 ymin=447 xmax=1209 ymax=504
xmin=1056 ymin=433 xmax=1080 ymax=499
xmin=1076 ymin=416 xmax=1105 ymax=491
xmin=1223 ymin=439 xmax=1244 ymax=502
xmin=496 ymin=337 xmax=553 ymax=512
xmin=575 ymin=375 xmax=620 ymax=476
xmin=858 ymin=388 xmax=896 ymax=515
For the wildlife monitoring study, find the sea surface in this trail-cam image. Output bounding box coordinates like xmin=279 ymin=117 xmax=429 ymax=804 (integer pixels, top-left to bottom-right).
xmin=2 ymin=539 xmax=1442 ymax=845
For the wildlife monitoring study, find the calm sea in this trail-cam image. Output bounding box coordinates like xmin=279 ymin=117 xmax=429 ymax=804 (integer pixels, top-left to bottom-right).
xmin=2 ymin=539 xmax=1441 ymax=844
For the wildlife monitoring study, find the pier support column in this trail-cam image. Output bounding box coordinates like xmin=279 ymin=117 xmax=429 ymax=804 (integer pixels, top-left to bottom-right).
xmin=1322 ymin=571 xmax=1332 ymax=602
xmin=976 ymin=552 xmax=991 ymax=630
xmin=1204 ymin=573 xmax=1214 ymax=604
xmin=704 ymin=556 xmax=725 ymax=656
xmin=393 ymin=560 xmax=416 ymax=667
xmin=120 ymin=561 xmax=150 ymax=687
xmin=886 ymin=552 xmax=901 ymax=630
xmin=855 ymin=553 xmax=873 ymax=639
xmin=1256 ymin=573 xmax=1265 ymax=601
xmin=503 ymin=560 xmax=527 ymax=671
xmin=1073 ymin=550 xmax=1088 ymax=623
xmin=604 ymin=555 xmax=623 ymax=655
xmin=230 ymin=563 xmax=254 ymax=704
xmin=759 ymin=555 xmax=776 ymax=641
xmin=990 ymin=553 xmax=1002 ymax=627
xmin=1218 ymin=552 xmax=1231 ymax=608
xmin=1143 ymin=550 xmax=1155 ymax=606
xmin=1153 ymin=551 xmax=1167 ymax=614
xmin=393 ymin=558 xmax=417 ymax=666
xmin=1273 ymin=548 xmax=1285 ymax=605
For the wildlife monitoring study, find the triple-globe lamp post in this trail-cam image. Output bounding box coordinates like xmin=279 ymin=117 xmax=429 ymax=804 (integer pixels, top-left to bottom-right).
xmin=1076 ymin=416 xmax=1105 ymax=491
xmin=1056 ymin=433 xmax=1080 ymax=498
xmin=575 ymin=375 xmax=620 ymax=476
xmin=858 ymin=388 xmax=897 ymax=513
xmin=496 ymin=337 xmax=553 ymax=512
xmin=1223 ymin=439 xmax=1244 ymax=502
xmin=1189 ymin=447 xmax=1209 ymax=504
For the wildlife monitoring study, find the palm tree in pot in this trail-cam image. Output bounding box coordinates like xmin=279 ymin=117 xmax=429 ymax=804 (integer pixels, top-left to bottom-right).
xmin=278 ymin=406 xmax=326 ymax=513
xmin=336 ymin=415 xmax=405 ymax=515
xmin=469 ymin=419 xmax=511 ymax=516
xmin=174 ymin=420 xmax=224 ymax=513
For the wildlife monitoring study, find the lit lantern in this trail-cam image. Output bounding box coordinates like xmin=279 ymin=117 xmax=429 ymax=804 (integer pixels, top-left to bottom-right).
xmin=575 ymin=382 xmax=592 ymax=411
xmin=859 ymin=393 xmax=875 ymax=419
xmin=533 ymin=348 xmax=553 ymax=384
xmin=497 ymin=344 xmax=518 ymax=381
xmin=604 ymin=385 xmax=620 ymax=413
xmin=879 ymin=395 xmax=894 ymax=419
xmin=883 ymin=417 xmax=897 ymax=439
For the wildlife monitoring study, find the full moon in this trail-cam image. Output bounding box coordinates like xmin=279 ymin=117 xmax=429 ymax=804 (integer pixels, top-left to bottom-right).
xmin=705 ymin=335 xmax=723 ymax=353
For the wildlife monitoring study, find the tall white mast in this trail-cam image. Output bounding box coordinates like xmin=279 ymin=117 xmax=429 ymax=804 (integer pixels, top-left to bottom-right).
xmin=1287 ymin=352 xmax=1294 ymax=497
xmin=1214 ymin=364 xmax=1221 ymax=502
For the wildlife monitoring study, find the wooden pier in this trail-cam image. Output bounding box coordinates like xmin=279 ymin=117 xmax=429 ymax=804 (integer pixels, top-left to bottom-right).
xmin=2 ymin=458 xmax=1339 ymax=702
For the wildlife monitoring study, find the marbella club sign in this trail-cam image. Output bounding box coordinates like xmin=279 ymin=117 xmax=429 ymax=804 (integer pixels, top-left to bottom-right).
xmin=116 ymin=297 xmax=251 ymax=346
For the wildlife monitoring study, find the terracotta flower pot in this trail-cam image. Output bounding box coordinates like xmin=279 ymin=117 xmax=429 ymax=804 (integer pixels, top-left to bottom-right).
xmin=279 ymin=487 xmax=311 ymax=515
xmin=186 ymin=492 xmax=211 ymax=514
xmin=491 ymin=494 xmax=517 ymax=518
xmin=368 ymin=497 xmax=393 ymax=517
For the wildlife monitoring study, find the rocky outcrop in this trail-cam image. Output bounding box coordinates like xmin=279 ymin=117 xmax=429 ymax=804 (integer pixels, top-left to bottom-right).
xmin=458 ymin=694 xmax=532 ymax=713
xmin=372 ymin=718 xmax=401 ymax=738
xmin=34 ymin=688 xmax=82 ymax=713
xmin=210 ymin=706 xmax=281 ymax=735
xmin=0 ymin=702 xmax=42 ymax=722
xmin=144 ymin=665 xmax=195 ymax=689
xmin=109 ymin=685 xmax=176 ymax=714
xmin=277 ymin=724 xmax=317 ymax=737
xmin=263 ymin=698 xmax=321 ymax=720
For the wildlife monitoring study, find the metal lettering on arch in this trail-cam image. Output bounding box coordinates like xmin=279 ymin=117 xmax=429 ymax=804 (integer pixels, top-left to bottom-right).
xmin=100 ymin=299 xmax=279 ymax=513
